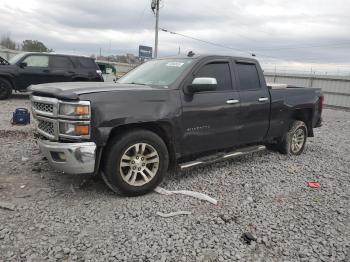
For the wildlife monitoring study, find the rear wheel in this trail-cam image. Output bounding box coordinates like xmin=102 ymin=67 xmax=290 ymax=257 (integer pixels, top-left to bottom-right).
xmin=0 ymin=78 xmax=12 ymax=100
xmin=277 ymin=120 xmax=307 ymax=155
xmin=102 ymin=129 xmax=169 ymax=196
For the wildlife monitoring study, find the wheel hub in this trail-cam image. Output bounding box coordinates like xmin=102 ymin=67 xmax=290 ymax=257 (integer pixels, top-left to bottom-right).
xmin=119 ymin=143 xmax=160 ymax=187
xmin=131 ymin=155 xmax=146 ymax=171
xmin=291 ymin=128 xmax=305 ymax=153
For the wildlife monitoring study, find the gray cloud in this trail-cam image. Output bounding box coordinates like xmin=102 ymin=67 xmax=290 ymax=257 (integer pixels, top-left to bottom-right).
xmin=1 ymin=0 xmax=350 ymax=73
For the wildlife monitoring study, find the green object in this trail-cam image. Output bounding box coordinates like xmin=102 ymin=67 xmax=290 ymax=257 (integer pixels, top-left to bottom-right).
xmin=96 ymin=61 xmax=116 ymax=75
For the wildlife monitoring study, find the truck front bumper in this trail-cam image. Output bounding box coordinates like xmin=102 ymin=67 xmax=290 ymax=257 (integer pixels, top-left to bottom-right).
xmin=38 ymin=140 xmax=96 ymax=174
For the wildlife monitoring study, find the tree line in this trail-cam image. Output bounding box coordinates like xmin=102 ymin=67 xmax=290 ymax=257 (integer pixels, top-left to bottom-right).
xmin=0 ymin=33 xmax=53 ymax=52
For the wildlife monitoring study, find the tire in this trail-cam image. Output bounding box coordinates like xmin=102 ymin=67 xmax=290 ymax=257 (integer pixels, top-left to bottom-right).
xmin=0 ymin=78 xmax=12 ymax=100
xmin=277 ymin=120 xmax=308 ymax=155
xmin=102 ymin=129 xmax=169 ymax=196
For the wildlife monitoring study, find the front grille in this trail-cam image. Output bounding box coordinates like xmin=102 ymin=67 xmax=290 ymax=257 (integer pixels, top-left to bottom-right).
xmin=33 ymin=102 xmax=54 ymax=114
xmin=38 ymin=119 xmax=55 ymax=137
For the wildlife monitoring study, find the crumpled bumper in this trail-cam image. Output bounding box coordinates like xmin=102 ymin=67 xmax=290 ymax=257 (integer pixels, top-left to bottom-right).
xmin=38 ymin=140 xmax=96 ymax=174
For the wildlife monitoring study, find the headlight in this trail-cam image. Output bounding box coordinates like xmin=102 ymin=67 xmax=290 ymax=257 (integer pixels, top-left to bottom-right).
xmin=59 ymin=122 xmax=90 ymax=137
xmin=59 ymin=102 xmax=90 ymax=118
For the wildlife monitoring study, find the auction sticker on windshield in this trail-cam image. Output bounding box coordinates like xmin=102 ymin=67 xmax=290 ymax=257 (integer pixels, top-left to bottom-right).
xmin=166 ymin=62 xmax=185 ymax=67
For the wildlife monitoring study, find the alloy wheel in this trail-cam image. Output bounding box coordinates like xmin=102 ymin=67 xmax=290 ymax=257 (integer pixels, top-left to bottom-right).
xmin=291 ymin=128 xmax=305 ymax=154
xmin=119 ymin=143 xmax=160 ymax=186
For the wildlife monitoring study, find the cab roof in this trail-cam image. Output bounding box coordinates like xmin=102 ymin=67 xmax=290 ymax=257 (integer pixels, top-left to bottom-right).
xmin=158 ymin=54 xmax=258 ymax=63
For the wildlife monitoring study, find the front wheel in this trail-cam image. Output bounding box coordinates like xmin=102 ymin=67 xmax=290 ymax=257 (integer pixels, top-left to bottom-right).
xmin=277 ymin=120 xmax=308 ymax=155
xmin=102 ymin=129 xmax=169 ymax=196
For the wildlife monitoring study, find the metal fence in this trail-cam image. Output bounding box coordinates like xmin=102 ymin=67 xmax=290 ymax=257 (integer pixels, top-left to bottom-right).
xmin=264 ymin=72 xmax=350 ymax=109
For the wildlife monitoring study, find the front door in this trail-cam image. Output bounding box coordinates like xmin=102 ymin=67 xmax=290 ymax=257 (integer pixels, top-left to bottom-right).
xmin=180 ymin=60 xmax=241 ymax=155
xmin=234 ymin=61 xmax=270 ymax=144
xmin=17 ymin=55 xmax=52 ymax=89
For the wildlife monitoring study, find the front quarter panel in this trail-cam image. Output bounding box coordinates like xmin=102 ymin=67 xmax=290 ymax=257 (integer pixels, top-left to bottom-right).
xmin=79 ymin=89 xmax=181 ymax=146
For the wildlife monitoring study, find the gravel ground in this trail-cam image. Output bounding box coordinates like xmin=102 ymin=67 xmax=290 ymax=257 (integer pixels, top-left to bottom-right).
xmin=0 ymin=95 xmax=349 ymax=262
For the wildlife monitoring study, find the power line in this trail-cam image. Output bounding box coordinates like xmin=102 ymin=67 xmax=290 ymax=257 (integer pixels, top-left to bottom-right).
xmin=159 ymin=28 xmax=350 ymax=64
xmin=159 ymin=28 xmax=292 ymax=61
xmin=160 ymin=28 xmax=253 ymax=56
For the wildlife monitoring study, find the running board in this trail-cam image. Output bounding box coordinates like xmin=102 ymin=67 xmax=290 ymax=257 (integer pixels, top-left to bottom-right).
xmin=179 ymin=145 xmax=266 ymax=170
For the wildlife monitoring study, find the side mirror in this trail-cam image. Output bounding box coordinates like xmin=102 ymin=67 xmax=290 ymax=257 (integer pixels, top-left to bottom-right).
xmin=19 ymin=62 xmax=27 ymax=68
xmin=185 ymin=77 xmax=217 ymax=94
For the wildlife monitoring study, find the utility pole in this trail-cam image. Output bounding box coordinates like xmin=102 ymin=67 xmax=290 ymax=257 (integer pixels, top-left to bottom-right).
xmin=152 ymin=0 xmax=160 ymax=58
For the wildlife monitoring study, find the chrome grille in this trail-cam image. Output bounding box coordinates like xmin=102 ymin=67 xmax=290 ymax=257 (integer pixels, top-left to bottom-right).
xmin=38 ymin=119 xmax=55 ymax=137
xmin=33 ymin=102 xmax=54 ymax=114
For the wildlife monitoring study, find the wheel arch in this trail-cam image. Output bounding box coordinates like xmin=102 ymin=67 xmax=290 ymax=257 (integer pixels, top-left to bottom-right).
xmin=101 ymin=121 xmax=177 ymax=171
xmin=0 ymin=75 xmax=16 ymax=89
xmin=291 ymin=108 xmax=314 ymax=137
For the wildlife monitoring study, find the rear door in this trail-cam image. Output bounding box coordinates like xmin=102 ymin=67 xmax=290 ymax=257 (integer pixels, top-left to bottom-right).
xmin=234 ymin=61 xmax=270 ymax=143
xmin=17 ymin=54 xmax=52 ymax=88
xmin=49 ymin=56 xmax=75 ymax=82
xmin=180 ymin=59 xmax=241 ymax=155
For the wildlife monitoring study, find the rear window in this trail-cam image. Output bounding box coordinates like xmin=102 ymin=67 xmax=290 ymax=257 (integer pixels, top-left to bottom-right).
xmin=77 ymin=57 xmax=97 ymax=69
xmin=236 ymin=63 xmax=261 ymax=91
xmin=50 ymin=56 xmax=73 ymax=68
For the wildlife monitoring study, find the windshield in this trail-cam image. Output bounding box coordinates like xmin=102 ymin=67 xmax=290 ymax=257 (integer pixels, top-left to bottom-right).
xmin=9 ymin=53 xmax=26 ymax=65
xmin=118 ymin=58 xmax=193 ymax=86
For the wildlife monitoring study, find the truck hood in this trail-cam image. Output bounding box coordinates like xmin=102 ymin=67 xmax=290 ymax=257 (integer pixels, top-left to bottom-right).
xmin=30 ymin=82 xmax=157 ymax=100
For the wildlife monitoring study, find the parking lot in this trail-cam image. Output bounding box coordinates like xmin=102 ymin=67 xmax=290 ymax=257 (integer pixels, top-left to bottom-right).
xmin=0 ymin=95 xmax=349 ymax=261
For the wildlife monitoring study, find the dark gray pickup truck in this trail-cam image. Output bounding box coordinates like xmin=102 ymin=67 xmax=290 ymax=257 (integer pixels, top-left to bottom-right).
xmin=30 ymin=54 xmax=323 ymax=196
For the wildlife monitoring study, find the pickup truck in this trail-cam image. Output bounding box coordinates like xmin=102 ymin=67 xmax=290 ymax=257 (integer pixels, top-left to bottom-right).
xmin=0 ymin=52 xmax=103 ymax=100
xmin=30 ymin=54 xmax=323 ymax=196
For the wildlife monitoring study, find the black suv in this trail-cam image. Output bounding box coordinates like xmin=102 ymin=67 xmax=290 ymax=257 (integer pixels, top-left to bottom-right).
xmin=0 ymin=52 xmax=103 ymax=100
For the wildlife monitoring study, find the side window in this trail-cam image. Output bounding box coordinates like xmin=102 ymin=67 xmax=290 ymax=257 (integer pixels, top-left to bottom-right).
xmin=22 ymin=55 xmax=49 ymax=68
xmin=236 ymin=63 xmax=261 ymax=91
xmin=50 ymin=56 xmax=73 ymax=69
xmin=195 ymin=62 xmax=232 ymax=91
xmin=78 ymin=58 xmax=97 ymax=69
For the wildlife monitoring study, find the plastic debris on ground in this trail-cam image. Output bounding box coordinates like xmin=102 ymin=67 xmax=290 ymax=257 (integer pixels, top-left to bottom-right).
xmin=307 ymin=182 xmax=321 ymax=188
xmin=154 ymin=186 xmax=218 ymax=205
xmin=156 ymin=211 xmax=191 ymax=218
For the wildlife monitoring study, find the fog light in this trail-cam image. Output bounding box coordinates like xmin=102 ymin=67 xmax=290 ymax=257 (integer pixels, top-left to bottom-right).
xmin=51 ymin=151 xmax=66 ymax=162
xmin=57 ymin=152 xmax=66 ymax=161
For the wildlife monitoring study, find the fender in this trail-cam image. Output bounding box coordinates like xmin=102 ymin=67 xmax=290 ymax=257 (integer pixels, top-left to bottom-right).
xmin=0 ymin=73 xmax=17 ymax=90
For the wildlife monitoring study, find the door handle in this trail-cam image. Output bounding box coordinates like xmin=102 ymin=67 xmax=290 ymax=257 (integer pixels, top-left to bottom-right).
xmin=258 ymin=97 xmax=269 ymax=102
xmin=43 ymin=69 xmax=50 ymax=73
xmin=226 ymin=99 xmax=239 ymax=104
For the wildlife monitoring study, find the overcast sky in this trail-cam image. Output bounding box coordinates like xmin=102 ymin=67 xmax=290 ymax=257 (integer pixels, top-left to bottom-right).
xmin=1 ymin=0 xmax=350 ymax=74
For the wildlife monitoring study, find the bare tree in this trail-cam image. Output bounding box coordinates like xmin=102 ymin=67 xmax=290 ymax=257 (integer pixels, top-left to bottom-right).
xmin=0 ymin=32 xmax=17 ymax=50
